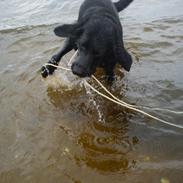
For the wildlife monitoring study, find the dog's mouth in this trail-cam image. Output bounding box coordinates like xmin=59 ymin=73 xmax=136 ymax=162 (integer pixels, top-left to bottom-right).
xmin=71 ymin=62 xmax=96 ymax=78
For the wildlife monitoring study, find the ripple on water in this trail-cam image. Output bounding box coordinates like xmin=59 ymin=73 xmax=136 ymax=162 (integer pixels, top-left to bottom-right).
xmin=0 ymin=2 xmax=183 ymax=182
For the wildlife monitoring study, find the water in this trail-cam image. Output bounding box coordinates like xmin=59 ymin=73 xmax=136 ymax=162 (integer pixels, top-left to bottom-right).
xmin=1 ymin=0 xmax=183 ymax=29
xmin=0 ymin=0 xmax=183 ymax=183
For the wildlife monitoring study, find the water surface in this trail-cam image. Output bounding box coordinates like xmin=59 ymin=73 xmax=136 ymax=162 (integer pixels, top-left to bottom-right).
xmin=0 ymin=0 xmax=183 ymax=183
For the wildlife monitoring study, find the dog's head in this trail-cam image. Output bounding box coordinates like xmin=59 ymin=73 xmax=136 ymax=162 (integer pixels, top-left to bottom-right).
xmin=54 ymin=20 xmax=132 ymax=77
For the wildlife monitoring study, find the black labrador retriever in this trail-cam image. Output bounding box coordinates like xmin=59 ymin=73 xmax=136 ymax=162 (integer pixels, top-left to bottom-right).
xmin=41 ymin=0 xmax=134 ymax=80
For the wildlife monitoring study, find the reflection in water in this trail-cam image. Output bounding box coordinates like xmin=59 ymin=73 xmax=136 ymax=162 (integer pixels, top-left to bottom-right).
xmin=75 ymin=121 xmax=138 ymax=172
xmin=47 ymin=80 xmax=139 ymax=172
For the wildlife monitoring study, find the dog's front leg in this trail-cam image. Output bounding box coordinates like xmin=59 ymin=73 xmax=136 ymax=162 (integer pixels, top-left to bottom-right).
xmin=41 ymin=38 xmax=76 ymax=78
xmin=105 ymin=63 xmax=115 ymax=82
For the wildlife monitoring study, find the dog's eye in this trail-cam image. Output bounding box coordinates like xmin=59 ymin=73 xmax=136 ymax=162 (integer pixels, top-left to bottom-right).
xmin=93 ymin=50 xmax=101 ymax=57
xmin=79 ymin=45 xmax=86 ymax=52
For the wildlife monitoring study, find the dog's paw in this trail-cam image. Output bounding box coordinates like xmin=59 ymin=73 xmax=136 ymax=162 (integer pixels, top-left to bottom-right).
xmin=41 ymin=65 xmax=49 ymax=78
xmin=101 ymin=75 xmax=116 ymax=84
xmin=106 ymin=75 xmax=115 ymax=83
xmin=41 ymin=57 xmax=58 ymax=78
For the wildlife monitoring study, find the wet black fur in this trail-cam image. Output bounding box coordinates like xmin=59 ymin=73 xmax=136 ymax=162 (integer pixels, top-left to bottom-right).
xmin=41 ymin=0 xmax=134 ymax=80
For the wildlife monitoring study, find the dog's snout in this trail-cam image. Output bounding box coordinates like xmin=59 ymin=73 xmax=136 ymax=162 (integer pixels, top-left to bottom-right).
xmin=71 ymin=63 xmax=88 ymax=77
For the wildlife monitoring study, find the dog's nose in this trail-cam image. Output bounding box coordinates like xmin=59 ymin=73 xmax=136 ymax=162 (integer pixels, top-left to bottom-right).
xmin=71 ymin=63 xmax=88 ymax=77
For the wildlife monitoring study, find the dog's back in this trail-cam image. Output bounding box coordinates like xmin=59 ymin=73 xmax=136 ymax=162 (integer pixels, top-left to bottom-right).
xmin=79 ymin=0 xmax=118 ymax=19
xmin=79 ymin=0 xmax=133 ymax=18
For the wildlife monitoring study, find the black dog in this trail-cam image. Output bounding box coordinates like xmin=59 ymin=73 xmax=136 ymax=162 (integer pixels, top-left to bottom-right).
xmin=41 ymin=0 xmax=134 ymax=80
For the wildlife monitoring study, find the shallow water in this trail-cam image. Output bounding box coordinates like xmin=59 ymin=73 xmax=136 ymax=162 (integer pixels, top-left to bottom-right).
xmin=0 ymin=0 xmax=183 ymax=183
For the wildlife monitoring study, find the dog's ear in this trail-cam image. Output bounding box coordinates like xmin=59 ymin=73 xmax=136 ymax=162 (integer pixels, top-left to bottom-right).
xmin=54 ymin=23 xmax=83 ymax=38
xmin=113 ymin=30 xmax=133 ymax=72
xmin=115 ymin=46 xmax=133 ymax=72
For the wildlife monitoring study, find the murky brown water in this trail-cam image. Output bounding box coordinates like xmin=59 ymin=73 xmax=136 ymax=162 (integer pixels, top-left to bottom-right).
xmin=0 ymin=1 xmax=183 ymax=183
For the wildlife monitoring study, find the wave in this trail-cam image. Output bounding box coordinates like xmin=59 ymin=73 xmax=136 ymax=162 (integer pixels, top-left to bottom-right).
xmin=0 ymin=0 xmax=183 ymax=31
xmin=0 ymin=0 xmax=81 ymax=30
xmin=0 ymin=23 xmax=58 ymax=34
